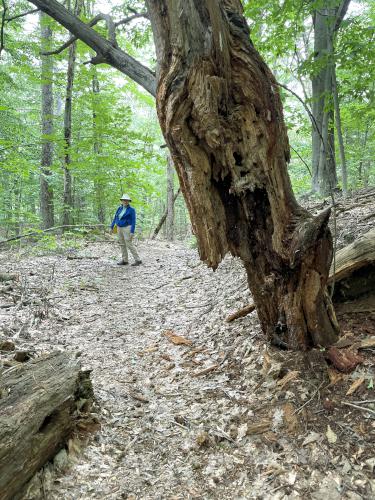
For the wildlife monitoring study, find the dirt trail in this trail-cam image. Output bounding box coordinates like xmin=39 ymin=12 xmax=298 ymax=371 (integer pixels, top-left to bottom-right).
xmin=1 ymin=236 xmax=375 ymax=499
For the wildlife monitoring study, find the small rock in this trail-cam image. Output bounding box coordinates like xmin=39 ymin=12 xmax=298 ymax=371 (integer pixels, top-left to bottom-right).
xmin=54 ymin=449 xmax=69 ymax=472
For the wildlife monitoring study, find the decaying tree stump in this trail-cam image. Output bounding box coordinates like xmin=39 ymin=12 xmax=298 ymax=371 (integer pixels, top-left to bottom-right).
xmin=329 ymin=228 xmax=375 ymax=303
xmin=0 ymin=351 xmax=93 ymax=500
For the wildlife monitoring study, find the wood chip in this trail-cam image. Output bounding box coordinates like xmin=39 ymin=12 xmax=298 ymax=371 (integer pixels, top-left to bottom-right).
xmin=246 ymin=420 xmax=271 ymax=435
xmin=163 ymin=330 xmax=192 ymax=346
xmin=358 ymin=337 xmax=375 ymax=349
xmin=346 ymin=377 xmax=365 ymax=395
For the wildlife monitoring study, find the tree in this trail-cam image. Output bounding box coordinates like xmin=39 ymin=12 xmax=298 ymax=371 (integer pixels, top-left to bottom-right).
xmin=310 ymin=0 xmax=351 ymax=195
xmin=28 ymin=0 xmax=340 ymax=349
xmin=39 ymin=11 xmax=55 ymax=229
xmin=60 ymin=0 xmax=81 ymax=227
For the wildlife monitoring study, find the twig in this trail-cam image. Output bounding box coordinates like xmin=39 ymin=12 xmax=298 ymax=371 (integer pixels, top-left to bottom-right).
xmin=226 ymin=302 xmax=256 ymax=322
xmin=294 ymin=381 xmax=325 ymax=414
xmin=290 ymin=145 xmax=312 ymax=177
xmin=342 ymin=401 xmax=375 ymax=415
xmin=192 ymin=364 xmax=219 ymax=377
xmin=352 ymin=399 xmax=375 ymax=405
xmin=128 ymin=391 xmax=149 ymax=403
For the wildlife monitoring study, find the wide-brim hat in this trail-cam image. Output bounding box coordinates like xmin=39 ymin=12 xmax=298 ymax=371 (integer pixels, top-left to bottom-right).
xmin=120 ymin=193 xmax=132 ymax=201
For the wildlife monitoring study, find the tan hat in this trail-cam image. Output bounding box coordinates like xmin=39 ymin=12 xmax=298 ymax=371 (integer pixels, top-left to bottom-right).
xmin=120 ymin=193 xmax=132 ymax=201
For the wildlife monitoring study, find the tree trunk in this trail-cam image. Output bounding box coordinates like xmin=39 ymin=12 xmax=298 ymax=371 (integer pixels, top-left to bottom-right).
xmin=311 ymin=1 xmax=351 ymax=195
xmin=146 ymin=0 xmax=339 ymax=349
xmin=40 ymin=12 xmax=55 ymax=229
xmin=0 ymin=351 xmax=93 ymax=500
xmin=311 ymin=7 xmax=337 ymax=195
xmin=92 ymin=69 xmax=106 ymax=224
xmin=62 ymin=0 xmax=80 ymax=228
xmin=332 ymin=67 xmax=347 ymax=194
xmin=166 ymin=154 xmax=175 ymax=241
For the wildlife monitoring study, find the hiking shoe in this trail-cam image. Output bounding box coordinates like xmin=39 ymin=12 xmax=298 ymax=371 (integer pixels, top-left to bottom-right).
xmin=131 ymin=260 xmax=142 ymax=266
xmin=117 ymin=261 xmax=129 ymax=265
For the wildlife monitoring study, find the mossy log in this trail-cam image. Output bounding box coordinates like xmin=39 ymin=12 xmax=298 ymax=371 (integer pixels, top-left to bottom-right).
xmin=0 ymin=351 xmax=93 ymax=500
xmin=329 ymin=228 xmax=375 ymax=303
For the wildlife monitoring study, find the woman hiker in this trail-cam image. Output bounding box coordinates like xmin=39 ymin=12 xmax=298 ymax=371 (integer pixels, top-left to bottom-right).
xmin=111 ymin=194 xmax=142 ymax=266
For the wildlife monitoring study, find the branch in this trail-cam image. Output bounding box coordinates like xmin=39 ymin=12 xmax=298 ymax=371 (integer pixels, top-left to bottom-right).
xmin=42 ymin=13 xmax=116 ymax=56
xmin=115 ymin=12 xmax=149 ymax=28
xmin=0 ymin=0 xmax=7 ymax=58
xmin=334 ymin=0 xmax=351 ymax=32
xmin=28 ymin=0 xmax=156 ymax=96
xmin=0 ymin=224 xmax=106 ymax=245
xmin=6 ymin=7 xmax=39 ymax=22
xmin=290 ymin=145 xmax=312 ymax=177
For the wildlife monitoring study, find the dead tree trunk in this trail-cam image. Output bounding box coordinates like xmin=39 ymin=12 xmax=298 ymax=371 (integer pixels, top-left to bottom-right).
xmin=0 ymin=351 xmax=93 ymax=500
xmin=146 ymin=0 xmax=339 ymax=349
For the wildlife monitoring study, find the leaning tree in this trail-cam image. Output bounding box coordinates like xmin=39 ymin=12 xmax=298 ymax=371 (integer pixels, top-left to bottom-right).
xmin=27 ymin=0 xmax=340 ymax=349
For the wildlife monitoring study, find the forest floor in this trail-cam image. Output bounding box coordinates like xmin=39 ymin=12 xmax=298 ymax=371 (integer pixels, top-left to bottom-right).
xmin=0 ymin=189 xmax=375 ymax=500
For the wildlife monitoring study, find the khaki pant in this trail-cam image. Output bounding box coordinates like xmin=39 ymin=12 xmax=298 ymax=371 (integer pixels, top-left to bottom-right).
xmin=117 ymin=226 xmax=140 ymax=263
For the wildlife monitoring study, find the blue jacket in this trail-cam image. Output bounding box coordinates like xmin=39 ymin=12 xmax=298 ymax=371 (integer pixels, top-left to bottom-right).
xmin=111 ymin=205 xmax=136 ymax=233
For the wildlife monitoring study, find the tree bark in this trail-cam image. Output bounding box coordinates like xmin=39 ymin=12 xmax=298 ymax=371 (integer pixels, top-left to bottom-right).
xmin=146 ymin=0 xmax=339 ymax=349
xmin=40 ymin=12 xmax=55 ymax=229
xmin=166 ymin=154 xmax=175 ymax=241
xmin=0 ymin=351 xmax=93 ymax=500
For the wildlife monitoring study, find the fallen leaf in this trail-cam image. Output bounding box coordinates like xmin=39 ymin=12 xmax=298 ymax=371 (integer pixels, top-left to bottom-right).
xmin=277 ymin=370 xmax=299 ymax=390
xmin=346 ymin=377 xmax=365 ymax=395
xmin=302 ymin=431 xmax=321 ymax=446
xmin=164 ymin=330 xmax=192 ymax=346
xmin=326 ymin=425 xmax=337 ymax=444
xmin=237 ymin=423 xmax=248 ymax=441
xmin=327 ymin=367 xmax=345 ymax=385
xmin=283 ymin=403 xmax=299 ymax=434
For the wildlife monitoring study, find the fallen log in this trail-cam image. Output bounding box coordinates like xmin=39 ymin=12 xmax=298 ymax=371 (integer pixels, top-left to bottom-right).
xmin=0 ymin=351 xmax=93 ymax=500
xmin=329 ymin=228 xmax=375 ymax=303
